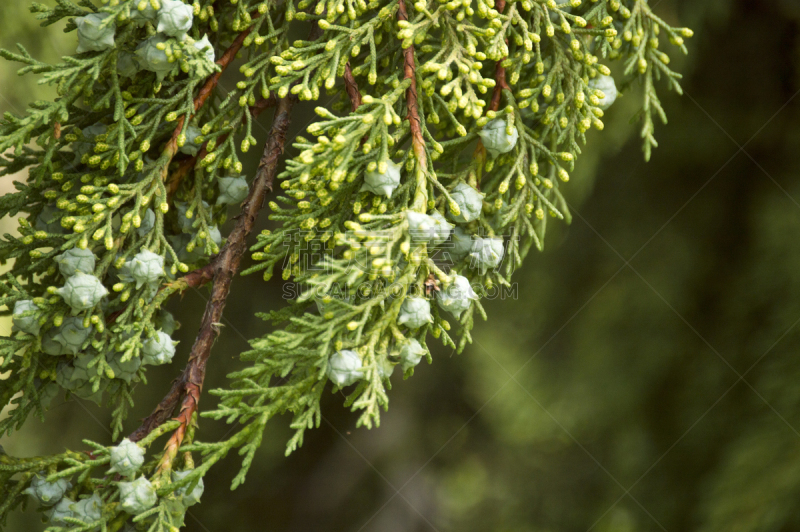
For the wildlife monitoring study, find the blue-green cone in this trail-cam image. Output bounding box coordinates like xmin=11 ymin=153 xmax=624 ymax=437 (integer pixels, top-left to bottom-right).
xmin=75 ymin=13 xmax=116 ymax=54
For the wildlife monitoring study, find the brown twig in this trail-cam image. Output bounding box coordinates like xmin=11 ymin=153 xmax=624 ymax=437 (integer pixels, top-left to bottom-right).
xmin=398 ymin=0 xmax=429 ymax=211
xmin=195 ymin=29 xmax=254 ymax=114
xmin=253 ymin=97 xmax=296 ymax=192
xmin=343 ymin=62 xmax=362 ymax=112
xmin=125 ymin=264 xmax=218 ymax=443
xmin=398 ymin=0 xmax=424 ymax=159
xmin=128 ymin=376 xmax=185 ymax=442
xmin=132 ymin=11 xmax=321 ymax=447
xmin=344 ymin=62 xmax=368 ymax=146
xmin=489 ymin=53 xmax=510 ymax=111
xmin=130 ymin=97 xmax=293 ymax=444
xmin=131 ymin=19 xmax=317 ymax=452
xmin=145 ymin=97 xmax=296 ymax=468
xmin=182 ymin=261 xmax=218 ymax=288
xmin=128 ymin=95 xmax=279 ymax=444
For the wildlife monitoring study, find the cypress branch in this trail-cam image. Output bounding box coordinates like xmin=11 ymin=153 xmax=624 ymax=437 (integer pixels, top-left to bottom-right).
xmin=0 ymin=0 xmax=693 ymax=527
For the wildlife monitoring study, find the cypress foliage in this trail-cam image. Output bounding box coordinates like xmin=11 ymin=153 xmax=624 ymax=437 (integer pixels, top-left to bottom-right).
xmin=0 ymin=0 xmax=689 ymax=529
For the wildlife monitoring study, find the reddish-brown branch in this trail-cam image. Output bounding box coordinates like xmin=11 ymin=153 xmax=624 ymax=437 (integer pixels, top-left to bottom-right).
xmin=145 ymin=97 xmax=296 ymax=465
xmin=489 ymin=0 xmax=510 ymax=111
xmin=128 ymin=376 xmax=185 ymax=442
xmin=398 ymin=0 xmax=426 ymax=169
xmin=489 ymin=59 xmax=509 ymax=111
xmin=130 ymin=98 xmax=291 ymax=443
xmin=182 ymin=261 xmax=217 ymax=288
xmin=132 ymin=20 xmax=318 ymax=452
xmin=125 ymin=262 xmax=218 ymax=443
xmin=343 ymin=62 xmax=362 ymax=112
xmin=253 ymin=97 xmax=296 ymax=192
xmin=129 ymin=94 xmax=280 ymax=444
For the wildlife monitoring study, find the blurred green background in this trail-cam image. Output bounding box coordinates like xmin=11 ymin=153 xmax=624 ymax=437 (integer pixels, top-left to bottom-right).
xmin=4 ymin=0 xmax=800 ymax=531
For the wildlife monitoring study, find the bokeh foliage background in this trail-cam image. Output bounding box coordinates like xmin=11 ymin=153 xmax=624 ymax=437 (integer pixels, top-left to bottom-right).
xmin=3 ymin=0 xmax=800 ymax=530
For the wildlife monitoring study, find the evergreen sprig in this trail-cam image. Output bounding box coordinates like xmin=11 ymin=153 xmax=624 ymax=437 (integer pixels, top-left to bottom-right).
xmin=0 ymin=0 xmax=690 ymax=529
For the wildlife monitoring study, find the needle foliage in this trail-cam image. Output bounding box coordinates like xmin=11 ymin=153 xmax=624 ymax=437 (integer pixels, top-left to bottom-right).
xmin=0 ymin=0 xmax=690 ymax=529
